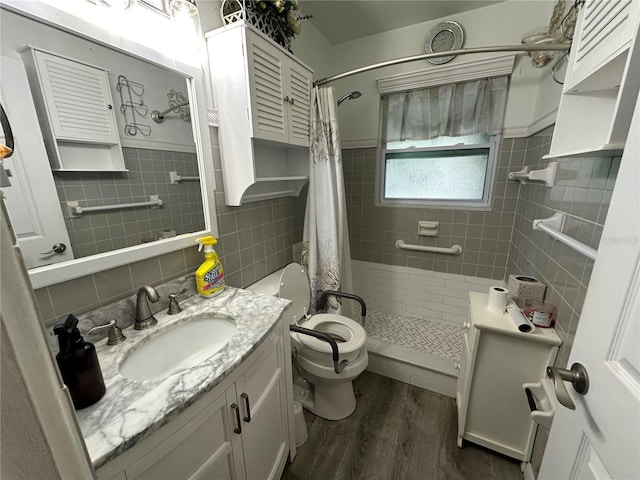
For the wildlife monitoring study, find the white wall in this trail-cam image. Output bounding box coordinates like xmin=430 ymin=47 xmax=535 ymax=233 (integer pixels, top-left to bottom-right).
xmin=292 ymin=20 xmax=333 ymax=80
xmin=321 ymin=1 xmax=560 ymax=145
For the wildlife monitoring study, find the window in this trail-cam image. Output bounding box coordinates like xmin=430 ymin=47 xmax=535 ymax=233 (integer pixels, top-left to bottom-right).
xmin=379 ymin=77 xmax=508 ymax=209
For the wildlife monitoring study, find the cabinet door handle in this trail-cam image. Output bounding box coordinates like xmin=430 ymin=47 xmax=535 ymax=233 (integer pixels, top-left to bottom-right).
xmin=241 ymin=393 xmax=252 ymax=422
xmin=231 ymin=403 xmax=242 ymax=434
xmin=289 ymin=97 xmax=295 ymax=105
xmin=283 ymin=95 xmax=290 ymax=104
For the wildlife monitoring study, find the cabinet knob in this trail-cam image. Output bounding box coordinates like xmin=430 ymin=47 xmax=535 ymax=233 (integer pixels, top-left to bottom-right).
xmin=463 ymin=321 xmax=469 ymax=330
xmin=283 ymin=95 xmax=290 ymax=104
xmin=289 ymin=97 xmax=295 ymax=105
xmin=454 ymin=363 xmax=461 ymax=370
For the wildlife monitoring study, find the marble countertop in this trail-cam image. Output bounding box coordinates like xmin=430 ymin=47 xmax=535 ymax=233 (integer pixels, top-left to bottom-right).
xmin=75 ymin=287 xmax=290 ymax=469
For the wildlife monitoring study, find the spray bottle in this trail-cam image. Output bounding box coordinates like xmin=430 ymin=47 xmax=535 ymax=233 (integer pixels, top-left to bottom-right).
xmin=195 ymin=236 xmax=225 ymax=298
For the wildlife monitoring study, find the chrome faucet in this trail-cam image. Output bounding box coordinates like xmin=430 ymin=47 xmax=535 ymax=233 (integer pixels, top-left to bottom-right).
xmin=134 ymin=285 xmax=159 ymax=330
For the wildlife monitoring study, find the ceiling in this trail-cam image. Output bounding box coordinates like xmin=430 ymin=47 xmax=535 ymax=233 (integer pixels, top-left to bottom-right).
xmin=304 ymin=1 xmax=506 ymax=44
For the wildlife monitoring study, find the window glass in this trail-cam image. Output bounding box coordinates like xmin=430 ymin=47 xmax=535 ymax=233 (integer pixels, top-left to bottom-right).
xmin=384 ymin=149 xmax=489 ymax=200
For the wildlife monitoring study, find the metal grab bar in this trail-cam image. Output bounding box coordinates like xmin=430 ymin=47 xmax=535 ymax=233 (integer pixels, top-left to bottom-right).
xmin=290 ymin=325 xmax=348 ymax=374
xmin=533 ymin=212 xmax=597 ymax=261
xmin=395 ymin=240 xmax=463 ymax=256
xmin=66 ymin=195 xmax=163 ymax=217
xmin=316 ymin=290 xmax=367 ymax=328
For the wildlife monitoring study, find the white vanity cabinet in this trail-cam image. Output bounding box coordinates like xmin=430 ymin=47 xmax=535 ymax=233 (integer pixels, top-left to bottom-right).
xmin=206 ymin=22 xmax=312 ymax=206
xmin=96 ymin=327 xmax=290 ymax=480
xmin=456 ymin=293 xmax=561 ymax=468
xmin=547 ymin=0 xmax=640 ymax=158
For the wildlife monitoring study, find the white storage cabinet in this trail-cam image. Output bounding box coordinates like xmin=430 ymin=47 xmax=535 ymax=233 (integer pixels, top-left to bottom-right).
xmin=96 ymin=327 xmax=290 ymax=480
xmin=21 ymin=47 xmax=126 ymax=171
xmin=456 ymin=293 xmax=561 ymax=470
xmin=547 ymin=0 xmax=640 ymax=158
xmin=206 ymin=22 xmax=312 ymax=205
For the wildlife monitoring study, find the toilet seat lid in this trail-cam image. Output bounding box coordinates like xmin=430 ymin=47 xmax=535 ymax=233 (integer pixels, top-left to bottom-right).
xmin=279 ymin=263 xmax=311 ymax=322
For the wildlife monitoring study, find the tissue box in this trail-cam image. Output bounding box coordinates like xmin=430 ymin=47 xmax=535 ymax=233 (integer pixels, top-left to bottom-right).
xmin=508 ymin=275 xmax=546 ymax=307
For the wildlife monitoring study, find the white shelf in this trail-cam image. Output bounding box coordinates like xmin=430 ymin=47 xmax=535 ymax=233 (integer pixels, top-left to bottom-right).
xmin=543 ymin=143 xmax=624 ymax=160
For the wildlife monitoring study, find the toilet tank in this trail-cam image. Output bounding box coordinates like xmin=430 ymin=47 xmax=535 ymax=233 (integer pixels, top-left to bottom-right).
xmin=247 ymin=268 xmax=286 ymax=297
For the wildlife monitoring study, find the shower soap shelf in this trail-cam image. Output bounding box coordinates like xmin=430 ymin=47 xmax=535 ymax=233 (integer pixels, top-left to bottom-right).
xmin=509 ymin=162 xmax=557 ymax=186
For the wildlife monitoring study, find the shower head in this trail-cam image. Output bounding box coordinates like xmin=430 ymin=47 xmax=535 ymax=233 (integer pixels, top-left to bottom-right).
xmin=337 ymin=91 xmax=362 ymax=106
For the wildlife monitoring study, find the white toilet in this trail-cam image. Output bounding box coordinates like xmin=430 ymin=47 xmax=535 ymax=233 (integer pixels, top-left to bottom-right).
xmin=248 ymin=263 xmax=368 ymax=420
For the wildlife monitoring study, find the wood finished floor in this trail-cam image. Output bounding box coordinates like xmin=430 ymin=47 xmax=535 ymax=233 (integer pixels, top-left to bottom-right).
xmin=281 ymin=371 xmax=522 ymax=480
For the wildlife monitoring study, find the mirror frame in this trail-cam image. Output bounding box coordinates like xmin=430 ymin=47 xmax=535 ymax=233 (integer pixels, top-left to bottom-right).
xmin=2 ymin=1 xmax=218 ymax=289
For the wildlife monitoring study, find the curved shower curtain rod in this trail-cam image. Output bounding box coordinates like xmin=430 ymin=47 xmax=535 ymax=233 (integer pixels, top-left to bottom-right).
xmin=313 ymin=43 xmax=571 ymax=87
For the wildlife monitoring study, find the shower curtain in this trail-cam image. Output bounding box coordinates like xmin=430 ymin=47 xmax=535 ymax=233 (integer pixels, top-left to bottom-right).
xmin=302 ymin=86 xmax=354 ymax=318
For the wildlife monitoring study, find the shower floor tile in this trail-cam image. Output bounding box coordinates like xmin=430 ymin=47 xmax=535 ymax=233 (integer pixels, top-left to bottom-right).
xmin=366 ymin=310 xmax=464 ymax=360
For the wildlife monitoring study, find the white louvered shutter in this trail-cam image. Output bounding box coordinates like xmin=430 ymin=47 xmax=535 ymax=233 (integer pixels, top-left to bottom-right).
xmin=247 ymin=33 xmax=287 ymax=143
xmin=287 ymin=60 xmax=311 ymax=147
xmin=33 ymin=50 xmax=119 ymax=144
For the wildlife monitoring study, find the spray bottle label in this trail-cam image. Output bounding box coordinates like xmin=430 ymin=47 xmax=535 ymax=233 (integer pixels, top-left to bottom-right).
xmin=201 ymin=263 xmax=225 ymax=292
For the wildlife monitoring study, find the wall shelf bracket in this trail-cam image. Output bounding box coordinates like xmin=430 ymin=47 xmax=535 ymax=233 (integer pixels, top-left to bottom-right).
xmin=509 ymin=162 xmax=558 ymax=187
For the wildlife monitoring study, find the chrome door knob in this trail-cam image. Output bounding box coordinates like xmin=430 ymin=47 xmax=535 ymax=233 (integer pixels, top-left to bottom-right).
xmin=40 ymin=243 xmax=67 ymax=255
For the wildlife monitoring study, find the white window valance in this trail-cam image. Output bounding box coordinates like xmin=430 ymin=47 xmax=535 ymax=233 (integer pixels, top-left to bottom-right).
xmin=384 ymin=76 xmax=509 ymax=140
xmin=376 ymin=53 xmax=515 ymax=94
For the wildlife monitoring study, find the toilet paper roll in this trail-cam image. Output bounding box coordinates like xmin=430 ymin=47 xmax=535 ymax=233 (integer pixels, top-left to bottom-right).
xmin=487 ymin=286 xmax=509 ymax=315
xmin=507 ymin=305 xmax=536 ymax=333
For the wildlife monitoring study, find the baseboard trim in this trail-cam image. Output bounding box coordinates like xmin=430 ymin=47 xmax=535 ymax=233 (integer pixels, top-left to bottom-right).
xmin=523 ymin=461 xmax=536 ymax=480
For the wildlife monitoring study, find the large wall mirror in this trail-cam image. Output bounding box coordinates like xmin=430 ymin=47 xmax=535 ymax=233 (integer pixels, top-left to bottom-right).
xmin=0 ymin=2 xmax=217 ymax=289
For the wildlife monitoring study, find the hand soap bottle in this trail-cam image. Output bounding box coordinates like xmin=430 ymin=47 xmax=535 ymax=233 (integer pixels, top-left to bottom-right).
xmin=195 ymin=236 xmax=225 ymax=298
xmin=53 ymin=314 xmax=106 ymax=409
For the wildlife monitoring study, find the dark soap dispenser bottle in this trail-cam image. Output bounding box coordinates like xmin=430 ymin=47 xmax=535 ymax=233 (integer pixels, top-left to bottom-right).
xmin=54 ymin=314 xmax=106 ymax=409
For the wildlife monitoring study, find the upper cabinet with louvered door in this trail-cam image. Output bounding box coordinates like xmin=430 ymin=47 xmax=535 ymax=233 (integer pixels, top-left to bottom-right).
xmin=546 ymin=0 xmax=640 ymax=158
xmin=287 ymin=61 xmax=312 ymax=147
xmin=246 ymin=29 xmax=312 ymax=146
xmin=22 ymin=48 xmax=126 ymax=171
xmin=247 ymin=33 xmax=288 ymax=143
xmin=207 ymin=22 xmax=312 ymax=206
xmin=565 ymin=0 xmax=639 ymax=91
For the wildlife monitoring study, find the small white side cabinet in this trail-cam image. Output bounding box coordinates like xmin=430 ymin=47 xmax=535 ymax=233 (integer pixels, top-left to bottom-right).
xmin=206 ymin=21 xmax=312 ymax=205
xmin=456 ymin=293 xmax=561 ymax=469
xmin=96 ymin=327 xmax=290 ymax=480
xmin=21 ymin=47 xmax=126 ymax=171
xmin=547 ymin=0 xmax=640 ymax=158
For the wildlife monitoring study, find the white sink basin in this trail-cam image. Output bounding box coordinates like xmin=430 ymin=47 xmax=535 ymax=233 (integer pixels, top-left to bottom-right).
xmin=119 ymin=315 xmax=237 ymax=381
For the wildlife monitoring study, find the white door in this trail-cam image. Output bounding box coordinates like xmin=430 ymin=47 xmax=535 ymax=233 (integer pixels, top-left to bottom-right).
xmin=538 ymin=98 xmax=640 ymax=478
xmin=0 ymin=55 xmax=74 ymax=268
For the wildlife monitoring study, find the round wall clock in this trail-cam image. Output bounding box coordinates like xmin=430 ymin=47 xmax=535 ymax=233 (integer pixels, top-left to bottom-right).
xmin=424 ymin=21 xmax=465 ymax=65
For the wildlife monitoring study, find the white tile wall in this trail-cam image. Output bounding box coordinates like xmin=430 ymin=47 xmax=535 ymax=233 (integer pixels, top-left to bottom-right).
xmin=353 ymin=260 xmax=505 ymax=327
